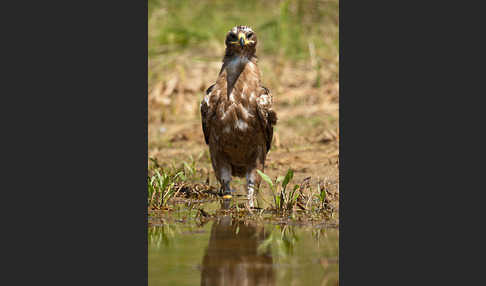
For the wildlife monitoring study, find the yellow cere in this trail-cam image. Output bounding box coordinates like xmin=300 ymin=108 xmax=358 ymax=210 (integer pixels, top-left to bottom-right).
xmin=231 ymin=32 xmax=253 ymax=46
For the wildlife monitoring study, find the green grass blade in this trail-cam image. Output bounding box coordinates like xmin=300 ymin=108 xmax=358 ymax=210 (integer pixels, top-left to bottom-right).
xmin=318 ymin=183 xmax=326 ymax=202
xmin=282 ymin=169 xmax=294 ymax=192
xmin=257 ymin=170 xmax=274 ymax=191
xmin=293 ymin=192 xmax=300 ymax=202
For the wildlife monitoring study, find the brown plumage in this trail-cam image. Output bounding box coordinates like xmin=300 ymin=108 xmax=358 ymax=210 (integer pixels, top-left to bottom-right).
xmin=200 ymin=26 xmax=277 ymax=205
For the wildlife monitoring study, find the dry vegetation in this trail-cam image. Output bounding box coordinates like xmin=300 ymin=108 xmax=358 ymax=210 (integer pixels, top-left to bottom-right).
xmin=148 ymin=0 xmax=339 ymax=220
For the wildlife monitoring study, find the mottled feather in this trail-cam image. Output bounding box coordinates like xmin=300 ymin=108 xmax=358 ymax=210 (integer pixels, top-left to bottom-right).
xmin=200 ymin=26 xmax=277 ymax=197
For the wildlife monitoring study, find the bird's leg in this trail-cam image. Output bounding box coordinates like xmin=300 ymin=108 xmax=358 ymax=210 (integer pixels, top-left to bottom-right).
xmin=246 ymin=169 xmax=258 ymax=208
xmin=218 ymin=165 xmax=233 ymax=197
xmin=221 ymin=181 xmax=231 ymax=195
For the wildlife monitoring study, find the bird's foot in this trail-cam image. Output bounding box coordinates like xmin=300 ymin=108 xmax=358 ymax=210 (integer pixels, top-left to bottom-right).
xmin=221 ymin=198 xmax=232 ymax=209
xmin=220 ymin=188 xmax=235 ymax=199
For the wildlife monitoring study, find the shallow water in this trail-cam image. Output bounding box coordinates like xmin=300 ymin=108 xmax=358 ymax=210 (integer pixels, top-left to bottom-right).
xmin=149 ymin=205 xmax=339 ymax=286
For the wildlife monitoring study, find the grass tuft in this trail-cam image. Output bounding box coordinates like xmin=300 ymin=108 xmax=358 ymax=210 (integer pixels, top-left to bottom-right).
xmin=257 ymin=168 xmax=301 ymax=212
xmin=148 ymin=168 xmax=183 ymax=208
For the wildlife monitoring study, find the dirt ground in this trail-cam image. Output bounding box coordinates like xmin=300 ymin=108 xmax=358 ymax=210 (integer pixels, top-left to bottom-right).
xmin=148 ymin=53 xmax=339 ymax=217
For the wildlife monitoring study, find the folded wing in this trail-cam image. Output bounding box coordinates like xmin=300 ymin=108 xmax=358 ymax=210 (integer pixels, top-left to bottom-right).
xmin=255 ymin=86 xmax=277 ymax=153
xmin=201 ymin=84 xmax=215 ymax=145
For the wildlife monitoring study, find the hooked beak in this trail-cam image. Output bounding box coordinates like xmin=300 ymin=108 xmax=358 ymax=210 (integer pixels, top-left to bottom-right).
xmin=239 ymin=37 xmax=245 ymax=48
xmin=238 ymin=32 xmax=246 ymax=48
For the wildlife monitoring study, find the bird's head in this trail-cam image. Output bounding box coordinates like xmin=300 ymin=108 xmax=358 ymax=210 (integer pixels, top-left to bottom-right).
xmin=225 ymin=25 xmax=257 ymax=57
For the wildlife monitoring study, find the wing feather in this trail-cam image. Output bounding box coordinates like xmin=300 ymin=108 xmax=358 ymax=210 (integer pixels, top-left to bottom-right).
xmin=256 ymin=85 xmax=277 ymax=153
xmin=200 ymin=84 xmax=215 ymax=145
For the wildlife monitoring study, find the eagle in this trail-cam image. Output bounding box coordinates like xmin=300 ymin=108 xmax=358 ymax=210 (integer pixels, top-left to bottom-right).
xmin=200 ymin=25 xmax=277 ymax=207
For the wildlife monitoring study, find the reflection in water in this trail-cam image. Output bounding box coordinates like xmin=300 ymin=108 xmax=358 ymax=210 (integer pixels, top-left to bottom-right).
xmin=148 ymin=224 xmax=176 ymax=249
xmin=201 ymin=207 xmax=275 ymax=285
xmin=148 ymin=199 xmax=338 ymax=285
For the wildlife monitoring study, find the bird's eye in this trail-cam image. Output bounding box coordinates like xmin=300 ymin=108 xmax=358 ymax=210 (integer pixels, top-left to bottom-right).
xmin=247 ymin=32 xmax=253 ymax=39
xmin=228 ymin=33 xmax=237 ymax=41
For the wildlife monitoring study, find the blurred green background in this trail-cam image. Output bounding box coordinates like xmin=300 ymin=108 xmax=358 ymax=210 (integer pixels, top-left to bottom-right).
xmin=149 ymin=0 xmax=338 ymax=87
